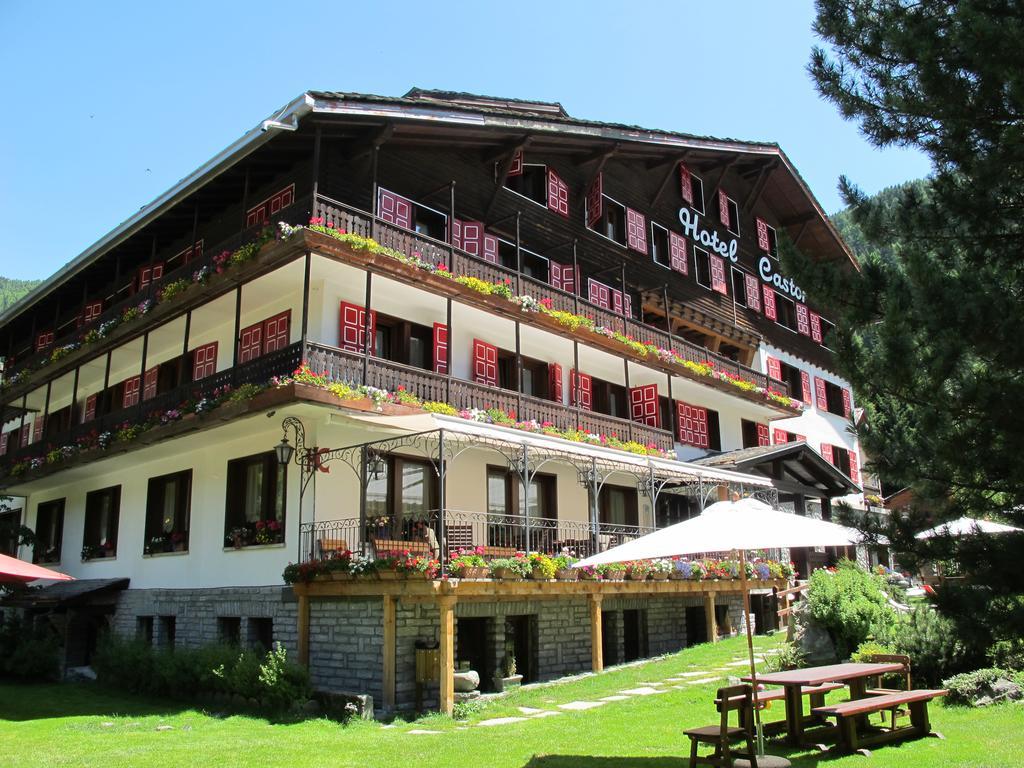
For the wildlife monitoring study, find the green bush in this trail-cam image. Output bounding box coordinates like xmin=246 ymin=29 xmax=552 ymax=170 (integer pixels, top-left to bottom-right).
xmin=805 ymin=560 xmax=897 ymax=658
xmin=883 ymin=606 xmax=973 ymax=686
xmin=93 ymin=634 xmax=311 ymax=716
xmin=942 ymin=667 xmax=1014 ymax=706
xmin=0 ymin=615 xmax=60 ymax=681
xmin=762 ymin=642 xmax=806 ymax=672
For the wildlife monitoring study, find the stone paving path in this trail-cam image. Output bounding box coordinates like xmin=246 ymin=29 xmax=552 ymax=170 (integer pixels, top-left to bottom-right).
xmin=404 ymin=665 xmax=736 ymax=733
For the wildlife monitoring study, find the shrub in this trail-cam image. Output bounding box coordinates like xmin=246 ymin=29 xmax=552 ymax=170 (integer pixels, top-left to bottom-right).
xmin=850 ymin=639 xmax=896 ymax=663
xmin=884 ymin=605 xmax=973 ymax=686
xmin=0 ymin=615 xmax=60 ymax=681
xmin=805 ymin=560 xmax=897 ymax=658
xmin=762 ymin=642 xmax=806 ymax=672
xmin=942 ymin=667 xmax=1015 ymax=706
xmin=93 ymin=634 xmax=310 ymax=716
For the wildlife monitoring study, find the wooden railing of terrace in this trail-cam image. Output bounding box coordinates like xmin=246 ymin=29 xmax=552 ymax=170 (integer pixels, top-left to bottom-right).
xmin=312 ymin=194 xmax=785 ymax=395
xmin=305 ymin=342 xmax=675 ymax=453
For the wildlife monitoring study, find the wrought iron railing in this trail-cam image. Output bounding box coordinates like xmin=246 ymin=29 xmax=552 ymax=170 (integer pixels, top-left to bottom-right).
xmin=298 ymin=508 xmax=655 ymax=567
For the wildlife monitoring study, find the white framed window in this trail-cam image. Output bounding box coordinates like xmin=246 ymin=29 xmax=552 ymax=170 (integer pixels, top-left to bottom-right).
xmin=690 ymin=174 xmax=705 ymax=215
xmin=694 ymin=246 xmax=712 ymax=289
xmin=650 ymin=222 xmax=670 ymax=268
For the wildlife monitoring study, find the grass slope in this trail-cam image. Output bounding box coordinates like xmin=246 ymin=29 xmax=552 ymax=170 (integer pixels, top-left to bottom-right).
xmin=0 ymin=635 xmax=1019 ymax=768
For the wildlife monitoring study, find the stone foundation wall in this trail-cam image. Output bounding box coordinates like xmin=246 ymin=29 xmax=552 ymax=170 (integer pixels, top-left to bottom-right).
xmin=110 ymin=586 xmax=298 ymax=654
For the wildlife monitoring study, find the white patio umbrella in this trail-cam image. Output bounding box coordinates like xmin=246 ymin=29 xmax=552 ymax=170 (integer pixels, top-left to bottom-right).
xmin=916 ymin=516 xmax=1022 ymax=539
xmin=576 ymin=497 xmax=862 ymax=762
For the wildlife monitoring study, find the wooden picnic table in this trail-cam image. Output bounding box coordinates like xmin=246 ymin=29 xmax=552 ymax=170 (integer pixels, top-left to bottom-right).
xmin=744 ymin=661 xmax=906 ymax=746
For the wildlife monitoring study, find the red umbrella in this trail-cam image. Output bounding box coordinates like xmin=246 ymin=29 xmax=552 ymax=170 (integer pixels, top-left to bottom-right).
xmin=0 ymin=553 xmax=73 ymax=584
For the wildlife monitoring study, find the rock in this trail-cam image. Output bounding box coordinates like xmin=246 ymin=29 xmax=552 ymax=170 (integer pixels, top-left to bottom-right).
xmin=454 ymin=670 xmax=481 ymax=692
xmin=302 ymin=699 xmax=322 ymax=716
xmin=974 ymin=695 xmax=994 ymax=707
xmin=65 ymin=666 xmax=97 ymax=682
xmin=155 ymin=725 xmax=173 ymax=732
xmin=792 ymin=608 xmax=837 ymax=665
xmin=990 ymin=679 xmax=1022 ymax=701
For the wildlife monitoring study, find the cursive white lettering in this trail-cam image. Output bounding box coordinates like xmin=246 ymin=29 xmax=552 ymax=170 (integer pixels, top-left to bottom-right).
xmin=678 ymin=208 xmax=738 ymax=262
xmin=758 ymin=255 xmax=806 ymax=302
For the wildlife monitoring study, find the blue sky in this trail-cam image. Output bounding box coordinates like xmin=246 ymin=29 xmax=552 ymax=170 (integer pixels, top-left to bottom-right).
xmin=0 ymin=0 xmax=931 ymax=282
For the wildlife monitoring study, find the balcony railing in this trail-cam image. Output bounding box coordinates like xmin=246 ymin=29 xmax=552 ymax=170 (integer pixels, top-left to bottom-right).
xmin=305 ymin=342 xmax=676 ymax=452
xmin=3 ymin=342 xmax=303 ymax=465
xmin=7 ymin=196 xmax=312 ymax=379
xmin=312 ymin=194 xmax=786 ymax=395
xmin=299 ymin=509 xmax=656 ymax=567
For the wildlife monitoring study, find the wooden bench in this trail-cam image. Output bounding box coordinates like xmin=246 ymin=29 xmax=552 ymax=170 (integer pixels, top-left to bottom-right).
xmin=812 ymin=689 xmax=947 ymax=754
xmin=317 ymin=538 xmax=350 ymax=559
xmin=480 ymin=546 xmax=517 ymax=559
xmin=740 ymin=683 xmax=844 ymax=733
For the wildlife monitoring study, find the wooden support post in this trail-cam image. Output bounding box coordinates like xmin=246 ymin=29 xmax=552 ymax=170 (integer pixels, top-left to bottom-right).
xmin=382 ymin=594 xmax=397 ymax=711
xmin=590 ymin=593 xmax=604 ymax=672
xmin=297 ymin=593 xmax=310 ymax=667
xmin=704 ymin=591 xmax=718 ymax=643
xmin=438 ymin=596 xmax=456 ymax=716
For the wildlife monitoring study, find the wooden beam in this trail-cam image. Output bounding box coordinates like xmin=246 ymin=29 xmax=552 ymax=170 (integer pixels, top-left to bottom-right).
xmin=650 ymin=153 xmax=689 ymax=208
xmin=590 ymin=594 xmax=604 ymax=672
xmin=382 ymin=594 xmax=397 ymax=711
xmin=704 ymin=592 xmax=718 ymax=644
xmin=581 ymin=143 xmax=620 ymax=191
xmin=742 ymin=159 xmax=778 ymax=213
xmin=349 ymin=123 xmax=395 ymax=162
xmin=485 ymin=136 xmax=533 ymax=221
xmin=297 ymin=593 xmax=310 ymax=667
xmin=438 ymin=596 xmax=456 ymax=716
xmin=704 ymin=157 xmax=740 ymax=204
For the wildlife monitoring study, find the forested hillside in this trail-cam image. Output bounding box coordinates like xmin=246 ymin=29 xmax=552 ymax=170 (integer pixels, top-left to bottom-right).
xmin=0 ymin=277 xmax=41 ymax=312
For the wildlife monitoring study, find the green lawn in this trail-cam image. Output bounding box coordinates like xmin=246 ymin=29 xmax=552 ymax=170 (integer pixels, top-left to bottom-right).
xmin=1 ymin=635 xmax=1020 ymax=768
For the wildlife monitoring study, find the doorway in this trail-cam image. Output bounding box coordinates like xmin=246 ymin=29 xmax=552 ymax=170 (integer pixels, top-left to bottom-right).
xmin=456 ymin=617 xmax=492 ymax=690
xmin=623 ymin=609 xmax=648 ymax=662
xmin=601 ymin=611 xmax=619 ymax=666
xmin=505 ymin=615 xmax=538 ymax=683
xmin=686 ymin=606 xmax=708 ymax=645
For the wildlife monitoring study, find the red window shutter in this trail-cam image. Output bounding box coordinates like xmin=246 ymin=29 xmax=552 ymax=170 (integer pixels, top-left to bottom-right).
xmin=624 ymin=293 xmax=633 ymax=319
xmin=0 ymin=432 xmax=7 ymax=456
xmin=192 ymin=342 xmax=218 ymax=381
xmin=262 ymin=311 xmax=291 ymax=354
xmin=246 ymin=185 xmax=294 ymax=228
xmin=451 ymin=219 xmax=462 ymax=250
xmin=339 ymin=302 xmax=376 ymax=354
xmin=460 ymin=221 xmax=483 ymax=257
xmin=122 ymin=376 xmax=141 ymax=408
xmin=84 ymin=394 xmax=97 ymax=422
xmin=756 ymin=218 xmax=771 ymax=252
xmin=32 ymin=416 xmax=44 ymax=444
xmin=626 ymin=208 xmax=648 ymax=254
xmin=820 ymin=443 xmax=835 ymax=465
xmin=762 ymin=285 xmax=777 ymax=320
xmin=549 ymin=262 xmax=577 ymax=294
xmin=679 ymin=164 xmax=693 ymax=205
xmin=20 ymin=427 xmax=29 ymax=447
xmin=587 ymin=279 xmax=611 ymax=310
xmin=815 ymin=376 xmax=828 ymax=410
xmin=83 ymin=301 xmax=103 ymax=325
xmin=773 ymin=428 xmax=789 ymax=445
xmin=718 ymin=189 xmax=730 ymax=229
xmin=246 ymin=201 xmax=268 ymax=228
xmin=744 ymin=274 xmax=761 ymax=312
xmin=377 ymin=189 xmax=413 ymax=229
xmin=669 ymin=233 xmax=689 ymax=275
xmin=800 ymin=370 xmax=812 ymax=403
xmin=756 ymin=423 xmax=770 ymax=447
xmin=508 ymin=150 xmax=523 ymax=177
xmin=268 ymin=184 xmax=295 ymax=215
xmin=143 ymin=366 xmax=159 ymax=401
xmin=709 ymin=255 xmax=728 ymax=295
xmin=137 ymin=263 xmax=165 ymax=293
xmin=586 ymin=173 xmax=604 ymax=228
xmin=239 ymin=321 xmax=263 ymax=363
xmin=611 ymin=288 xmax=627 ymax=316
xmin=481 ymin=234 xmax=499 ymax=264
xmin=629 ymin=384 xmax=659 ymax=427
xmin=795 ymin=303 xmax=811 ymax=336
xmin=766 ymin=356 xmax=782 ymax=382
xmin=570 ymin=370 xmax=592 ymax=411
xmin=548 ymin=362 xmax=563 ymax=403
xmin=842 ymin=387 xmax=852 ymax=417
xmin=848 ymin=448 xmax=860 ymax=483
xmin=35 ymin=331 xmax=54 ymax=352
xmin=433 ymin=323 xmax=448 ymax=374
xmin=809 ymin=312 xmax=823 ymax=343
xmin=547 ymin=169 xmax=570 ymax=218
xmin=675 ymin=401 xmax=709 ymax=449
xmin=792 ymin=434 xmax=805 ymax=442
xmin=472 ymin=339 xmax=498 ymax=386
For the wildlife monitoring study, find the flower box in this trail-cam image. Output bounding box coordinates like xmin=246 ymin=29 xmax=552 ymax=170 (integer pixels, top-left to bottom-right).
xmin=578 ymin=570 xmax=599 ymax=581
xmin=651 ymin=571 xmax=670 ymax=580
xmin=492 ymin=567 xmax=522 ymax=580
xmin=330 ymin=572 xmax=352 ymax=581
xmin=555 ymin=569 xmax=578 ymax=581
xmin=625 ymin=571 xmax=649 ymax=581
xmin=602 ymin=571 xmax=625 ymax=582
xmin=529 ymin=566 xmax=553 ymax=580
xmin=454 ymin=566 xmax=489 ymax=580
xmin=376 ymin=569 xmax=401 ymax=581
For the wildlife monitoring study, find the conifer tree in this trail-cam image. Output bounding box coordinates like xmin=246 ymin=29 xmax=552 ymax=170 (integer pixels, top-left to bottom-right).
xmin=787 ymin=0 xmax=1024 ymax=656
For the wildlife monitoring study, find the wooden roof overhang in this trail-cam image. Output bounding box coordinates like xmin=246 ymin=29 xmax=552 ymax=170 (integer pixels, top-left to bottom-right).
xmin=3 ymin=89 xmax=855 ymax=354
xmin=695 ymin=441 xmax=861 ymax=499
